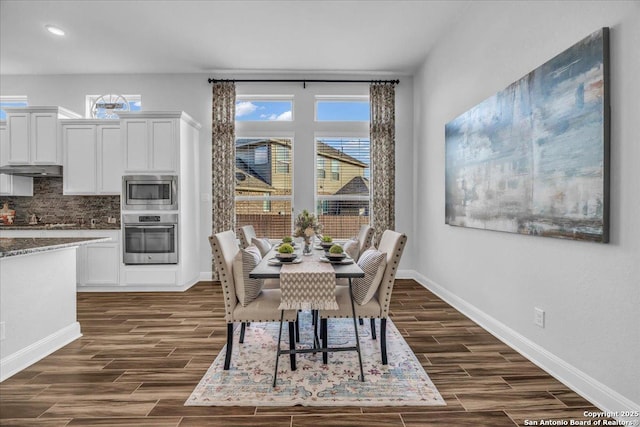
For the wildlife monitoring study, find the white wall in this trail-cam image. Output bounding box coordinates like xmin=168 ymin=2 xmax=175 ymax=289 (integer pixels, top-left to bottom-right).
xmin=414 ymin=0 xmax=639 ymax=411
xmin=0 ymin=72 xmax=415 ymax=275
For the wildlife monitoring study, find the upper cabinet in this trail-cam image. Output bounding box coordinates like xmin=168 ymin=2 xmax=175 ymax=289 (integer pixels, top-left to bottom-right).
xmin=1 ymin=107 xmax=81 ymax=167
xmin=0 ymin=122 xmax=33 ymax=196
xmin=61 ymin=120 xmax=122 ymax=195
xmin=120 ymin=113 xmax=181 ymax=173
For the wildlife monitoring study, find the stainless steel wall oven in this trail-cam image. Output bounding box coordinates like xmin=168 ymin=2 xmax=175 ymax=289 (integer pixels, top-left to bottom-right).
xmin=122 ymin=175 xmax=178 ymax=210
xmin=123 ymin=214 xmax=178 ymax=264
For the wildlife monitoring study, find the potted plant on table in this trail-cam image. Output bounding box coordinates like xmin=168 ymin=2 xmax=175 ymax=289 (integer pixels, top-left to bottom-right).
xmin=276 ymin=243 xmax=296 ymax=262
xmin=293 ymin=209 xmax=322 ymax=255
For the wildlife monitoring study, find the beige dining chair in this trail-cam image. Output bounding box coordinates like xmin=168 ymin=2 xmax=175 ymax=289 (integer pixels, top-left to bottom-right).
xmin=210 ymin=230 xmax=298 ymax=371
xmin=238 ymin=225 xmax=257 ymax=249
xmin=356 ymin=224 xmax=375 ymax=259
xmin=319 ymin=230 xmax=407 ymax=365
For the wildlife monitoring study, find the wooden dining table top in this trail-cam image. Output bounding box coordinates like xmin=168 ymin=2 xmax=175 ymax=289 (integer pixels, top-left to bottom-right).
xmin=249 ymin=246 xmax=364 ymax=280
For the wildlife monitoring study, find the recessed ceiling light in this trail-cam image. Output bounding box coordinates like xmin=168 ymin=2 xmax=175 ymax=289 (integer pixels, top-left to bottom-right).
xmin=45 ymin=25 xmax=65 ymax=36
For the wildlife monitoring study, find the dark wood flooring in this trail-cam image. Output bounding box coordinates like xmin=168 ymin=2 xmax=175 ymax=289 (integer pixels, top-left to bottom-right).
xmin=0 ymin=280 xmax=605 ymax=426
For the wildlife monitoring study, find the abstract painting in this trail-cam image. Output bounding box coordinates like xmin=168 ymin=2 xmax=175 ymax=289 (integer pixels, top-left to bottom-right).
xmin=445 ymin=28 xmax=610 ymax=243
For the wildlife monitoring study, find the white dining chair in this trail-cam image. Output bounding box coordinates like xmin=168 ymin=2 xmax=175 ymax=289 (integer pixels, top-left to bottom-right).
xmin=356 ymin=224 xmax=375 ymax=260
xmin=238 ymin=225 xmax=257 ymax=249
xmin=319 ymin=230 xmax=407 ymax=365
xmin=210 ymin=230 xmax=298 ymax=371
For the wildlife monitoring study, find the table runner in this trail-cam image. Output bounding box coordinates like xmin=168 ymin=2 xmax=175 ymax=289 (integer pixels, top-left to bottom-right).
xmin=278 ymin=257 xmax=338 ymax=311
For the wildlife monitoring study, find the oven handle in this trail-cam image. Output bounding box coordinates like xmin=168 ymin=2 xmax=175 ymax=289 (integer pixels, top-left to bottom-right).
xmin=124 ymin=225 xmax=176 ymax=229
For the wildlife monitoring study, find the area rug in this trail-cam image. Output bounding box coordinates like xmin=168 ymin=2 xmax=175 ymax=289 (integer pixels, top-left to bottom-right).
xmin=185 ymin=315 xmax=446 ymax=406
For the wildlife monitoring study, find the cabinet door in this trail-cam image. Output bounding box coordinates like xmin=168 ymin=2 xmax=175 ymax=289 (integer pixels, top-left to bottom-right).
xmin=83 ymin=243 xmax=120 ymax=286
xmin=123 ymin=120 xmax=148 ymax=172
xmin=63 ymin=124 xmax=97 ymax=194
xmin=31 ymin=113 xmax=59 ymax=164
xmin=97 ymin=124 xmax=122 ymax=194
xmin=7 ymin=113 xmax=30 ymax=164
xmin=150 ymin=119 xmax=176 ymax=172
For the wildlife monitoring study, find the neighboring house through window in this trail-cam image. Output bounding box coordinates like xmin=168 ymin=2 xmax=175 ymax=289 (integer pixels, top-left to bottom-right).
xmin=233 ymin=90 xmax=369 ymax=239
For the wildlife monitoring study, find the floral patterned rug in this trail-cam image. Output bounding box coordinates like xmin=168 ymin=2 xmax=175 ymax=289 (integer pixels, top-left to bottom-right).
xmin=185 ymin=315 xmax=446 ymax=406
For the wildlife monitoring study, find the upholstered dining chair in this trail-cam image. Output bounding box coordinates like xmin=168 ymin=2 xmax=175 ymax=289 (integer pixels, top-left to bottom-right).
xmin=210 ymin=230 xmax=298 ymax=371
xmin=238 ymin=225 xmax=257 ymax=249
xmin=319 ymin=230 xmax=407 ymax=365
xmin=356 ymin=224 xmax=375 ymax=260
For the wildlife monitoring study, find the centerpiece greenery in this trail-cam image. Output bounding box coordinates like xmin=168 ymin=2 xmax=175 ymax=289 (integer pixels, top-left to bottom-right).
xmin=293 ymin=209 xmax=322 ymax=255
xmin=278 ymin=243 xmax=294 ymax=254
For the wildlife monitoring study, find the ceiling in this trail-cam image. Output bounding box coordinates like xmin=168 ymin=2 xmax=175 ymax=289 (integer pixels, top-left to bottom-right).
xmin=0 ymin=0 xmax=469 ymax=76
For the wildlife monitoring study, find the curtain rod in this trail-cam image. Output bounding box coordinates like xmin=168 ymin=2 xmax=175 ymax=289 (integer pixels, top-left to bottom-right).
xmin=208 ymin=78 xmax=399 ymax=88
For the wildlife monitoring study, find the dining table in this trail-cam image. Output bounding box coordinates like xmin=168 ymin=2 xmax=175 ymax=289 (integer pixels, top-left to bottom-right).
xmin=249 ymin=243 xmax=365 ymax=387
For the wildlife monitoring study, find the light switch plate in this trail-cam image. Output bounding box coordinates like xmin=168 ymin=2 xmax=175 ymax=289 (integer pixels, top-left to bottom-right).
xmin=534 ymin=307 xmax=545 ymax=328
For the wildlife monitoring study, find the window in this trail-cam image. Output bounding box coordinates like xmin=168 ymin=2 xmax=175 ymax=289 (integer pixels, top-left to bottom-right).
xmin=317 ymin=157 xmax=326 ymax=179
xmin=275 ymin=145 xmax=290 ymax=173
xmin=331 ymin=159 xmax=340 ymax=181
xmin=233 ymin=89 xmax=370 ymax=240
xmin=235 ymin=98 xmax=293 ymax=121
xmin=86 ymin=94 xmax=141 ymax=119
xmin=254 ymin=146 xmax=268 ymax=165
xmin=316 ymin=137 xmax=371 ymax=238
xmin=0 ymin=96 xmax=28 ymax=120
xmin=316 ymin=98 xmax=369 ymax=121
xmin=235 ymin=138 xmax=293 ymax=238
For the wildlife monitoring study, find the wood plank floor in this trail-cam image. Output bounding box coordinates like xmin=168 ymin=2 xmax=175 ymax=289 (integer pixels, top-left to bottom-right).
xmin=0 ymin=280 xmax=605 ymax=426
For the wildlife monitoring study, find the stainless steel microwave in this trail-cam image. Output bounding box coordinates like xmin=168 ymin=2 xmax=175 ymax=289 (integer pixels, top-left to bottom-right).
xmin=122 ymin=175 xmax=178 ymax=210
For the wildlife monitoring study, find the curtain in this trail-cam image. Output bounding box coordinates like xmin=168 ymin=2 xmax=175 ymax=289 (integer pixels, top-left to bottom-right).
xmin=211 ymin=81 xmax=236 ymax=279
xmin=370 ymin=82 xmax=396 ymax=246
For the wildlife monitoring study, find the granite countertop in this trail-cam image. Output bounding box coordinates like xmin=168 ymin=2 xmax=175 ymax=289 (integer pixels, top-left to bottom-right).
xmin=0 ymin=237 xmax=112 ymax=258
xmin=0 ymin=223 xmax=120 ymax=230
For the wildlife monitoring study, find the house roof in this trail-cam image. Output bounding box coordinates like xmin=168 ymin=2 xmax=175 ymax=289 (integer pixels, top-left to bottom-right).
xmin=235 ymin=167 xmax=275 ymax=192
xmin=317 ymin=142 xmax=367 ymax=168
xmin=335 ymin=176 xmax=370 ymax=196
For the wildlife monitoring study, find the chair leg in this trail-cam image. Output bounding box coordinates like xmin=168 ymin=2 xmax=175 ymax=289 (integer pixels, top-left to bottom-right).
xmin=288 ymin=321 xmax=297 ymax=371
xmin=370 ymin=318 xmax=376 ymax=340
xmin=380 ymin=318 xmax=388 ymax=365
xmin=239 ymin=322 xmax=246 ymax=343
xmin=224 ymin=323 xmax=234 ymax=370
xmin=295 ymin=312 xmax=300 ymax=343
xmin=359 ymin=318 xmax=364 ymax=325
xmin=321 ymin=318 xmax=328 ymax=364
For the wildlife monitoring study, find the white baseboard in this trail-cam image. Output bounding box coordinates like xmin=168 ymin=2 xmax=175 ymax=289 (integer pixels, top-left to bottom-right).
xmin=407 ymin=270 xmax=640 ymax=422
xmin=77 ymin=277 xmax=200 ymax=292
xmin=1 ymin=322 xmax=82 ymax=382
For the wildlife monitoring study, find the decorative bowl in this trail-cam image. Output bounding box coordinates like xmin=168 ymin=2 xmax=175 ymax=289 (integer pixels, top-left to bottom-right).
xmin=276 ymin=253 xmax=297 ymax=262
xmin=326 ymin=253 xmax=346 ymax=261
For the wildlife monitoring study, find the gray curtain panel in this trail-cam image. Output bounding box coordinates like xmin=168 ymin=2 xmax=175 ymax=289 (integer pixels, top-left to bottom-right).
xmin=370 ymin=83 xmax=396 ymax=246
xmin=211 ymin=81 xmax=236 ymax=279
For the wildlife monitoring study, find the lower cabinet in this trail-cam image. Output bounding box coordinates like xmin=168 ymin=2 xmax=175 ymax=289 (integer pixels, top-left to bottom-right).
xmin=0 ymin=229 xmax=121 ymax=289
xmin=79 ymin=241 xmax=120 ymax=287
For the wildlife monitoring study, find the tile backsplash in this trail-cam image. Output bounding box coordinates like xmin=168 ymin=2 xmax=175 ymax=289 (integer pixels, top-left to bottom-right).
xmin=2 ymin=177 xmax=120 ymax=225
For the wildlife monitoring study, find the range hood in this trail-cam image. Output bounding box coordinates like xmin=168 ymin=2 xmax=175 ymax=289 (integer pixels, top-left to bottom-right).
xmin=0 ymin=165 xmax=63 ymax=177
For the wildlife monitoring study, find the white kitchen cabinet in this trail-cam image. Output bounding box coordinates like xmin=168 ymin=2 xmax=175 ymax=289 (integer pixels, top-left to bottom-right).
xmin=0 ymin=229 xmax=121 ymax=289
xmin=62 ymin=120 xmax=121 ymax=195
xmin=0 ymin=174 xmax=33 ymax=196
xmin=97 ymin=124 xmax=122 ymax=193
xmin=3 ymin=107 xmax=81 ymax=166
xmin=81 ymin=241 xmax=120 ymax=286
xmin=121 ymin=114 xmax=178 ymax=173
xmin=0 ymin=123 xmax=33 ymax=196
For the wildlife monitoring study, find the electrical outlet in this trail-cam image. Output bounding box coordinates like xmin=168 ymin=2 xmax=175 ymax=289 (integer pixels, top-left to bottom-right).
xmin=534 ymin=307 xmax=545 ymax=328
xmin=0 ymin=321 xmax=5 ymax=341
xmin=107 ymin=216 xmax=117 ymax=224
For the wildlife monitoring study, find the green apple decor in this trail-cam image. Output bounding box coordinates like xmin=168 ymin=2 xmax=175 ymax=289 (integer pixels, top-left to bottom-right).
xmin=328 ymin=244 xmax=343 ymax=254
xmin=278 ymin=243 xmax=294 ymax=254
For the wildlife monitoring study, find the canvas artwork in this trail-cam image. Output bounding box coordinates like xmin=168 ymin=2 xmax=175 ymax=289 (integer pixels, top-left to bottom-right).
xmin=445 ymin=28 xmax=610 ymax=242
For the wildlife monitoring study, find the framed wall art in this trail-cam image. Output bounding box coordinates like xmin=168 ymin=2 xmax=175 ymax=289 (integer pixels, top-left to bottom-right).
xmin=445 ymin=28 xmax=610 ymax=243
